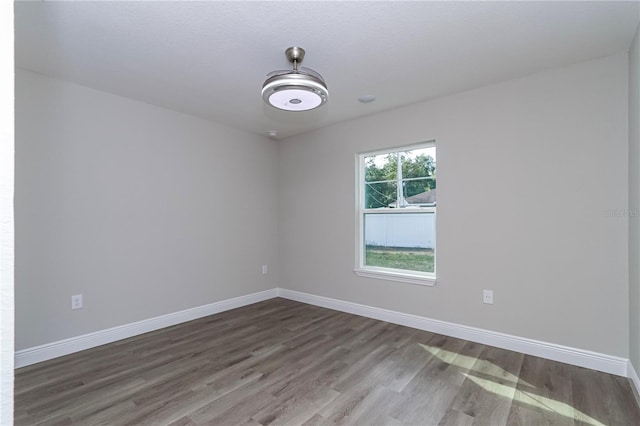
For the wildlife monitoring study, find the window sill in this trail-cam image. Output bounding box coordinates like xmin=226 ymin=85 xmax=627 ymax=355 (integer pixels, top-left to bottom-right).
xmin=353 ymin=268 xmax=436 ymax=287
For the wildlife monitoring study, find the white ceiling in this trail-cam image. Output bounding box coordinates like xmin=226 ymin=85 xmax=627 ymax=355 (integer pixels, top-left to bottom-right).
xmin=15 ymin=1 xmax=640 ymax=140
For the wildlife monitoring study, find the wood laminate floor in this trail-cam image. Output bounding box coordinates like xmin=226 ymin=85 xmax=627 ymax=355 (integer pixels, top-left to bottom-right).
xmin=15 ymin=298 xmax=640 ymax=425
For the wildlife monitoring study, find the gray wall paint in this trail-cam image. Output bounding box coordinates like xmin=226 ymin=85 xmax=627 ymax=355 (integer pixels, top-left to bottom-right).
xmin=629 ymin=25 xmax=640 ymax=372
xmin=15 ymin=69 xmax=279 ymax=350
xmin=15 ymin=52 xmax=631 ymax=359
xmin=279 ymin=54 xmax=629 ymax=357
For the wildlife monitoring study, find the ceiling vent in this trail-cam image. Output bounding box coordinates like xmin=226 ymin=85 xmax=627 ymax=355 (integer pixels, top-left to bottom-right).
xmin=262 ymin=47 xmax=329 ymax=112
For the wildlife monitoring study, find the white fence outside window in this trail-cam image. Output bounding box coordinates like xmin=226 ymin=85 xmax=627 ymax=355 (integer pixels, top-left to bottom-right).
xmin=364 ymin=213 xmax=435 ymax=249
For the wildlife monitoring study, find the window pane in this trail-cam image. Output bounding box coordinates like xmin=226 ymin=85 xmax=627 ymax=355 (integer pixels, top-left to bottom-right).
xmin=406 ymin=146 xmax=436 ymax=163
xmin=364 ymin=153 xmax=397 ymax=208
xmin=364 ymin=212 xmax=435 ymax=273
xmin=364 ymin=148 xmax=436 ymax=209
xmin=403 ymin=177 xmax=436 ymax=206
xmin=364 ymin=153 xmax=395 ymax=182
xmin=400 ymin=147 xmax=436 ymax=207
xmin=364 ymin=181 xmax=397 ymax=209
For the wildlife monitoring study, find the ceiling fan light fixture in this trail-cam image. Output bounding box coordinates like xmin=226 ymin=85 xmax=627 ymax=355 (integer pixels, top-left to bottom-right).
xmin=262 ymin=47 xmax=329 ymax=112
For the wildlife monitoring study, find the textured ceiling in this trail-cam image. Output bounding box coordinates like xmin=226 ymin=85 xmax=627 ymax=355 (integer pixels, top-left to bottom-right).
xmin=14 ymin=1 xmax=640 ymax=139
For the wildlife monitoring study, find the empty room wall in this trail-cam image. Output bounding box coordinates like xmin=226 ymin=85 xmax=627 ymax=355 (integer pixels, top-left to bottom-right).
xmin=0 ymin=1 xmax=14 ymax=422
xmin=14 ymin=69 xmax=279 ymax=350
xmin=629 ymin=24 xmax=640 ymax=373
xmin=279 ymin=53 xmax=629 ymax=357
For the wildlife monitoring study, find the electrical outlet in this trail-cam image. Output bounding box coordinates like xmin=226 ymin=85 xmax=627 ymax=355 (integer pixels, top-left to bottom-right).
xmin=71 ymin=294 xmax=83 ymax=310
xmin=262 ymin=265 xmax=268 ymax=275
xmin=483 ymin=290 xmax=493 ymax=305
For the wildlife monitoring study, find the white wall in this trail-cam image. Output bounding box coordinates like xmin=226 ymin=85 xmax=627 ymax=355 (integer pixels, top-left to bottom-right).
xmin=0 ymin=1 xmax=13 ymax=423
xmin=15 ymin=69 xmax=279 ymax=350
xmin=279 ymin=54 xmax=629 ymax=357
xmin=629 ymin=24 xmax=640 ymax=373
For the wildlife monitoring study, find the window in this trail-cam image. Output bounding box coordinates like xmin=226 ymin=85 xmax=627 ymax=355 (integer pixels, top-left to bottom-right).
xmin=355 ymin=142 xmax=436 ymax=286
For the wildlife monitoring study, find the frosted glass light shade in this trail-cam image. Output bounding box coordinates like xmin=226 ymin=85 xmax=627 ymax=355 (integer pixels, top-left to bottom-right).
xmin=267 ymin=89 xmax=322 ymax=111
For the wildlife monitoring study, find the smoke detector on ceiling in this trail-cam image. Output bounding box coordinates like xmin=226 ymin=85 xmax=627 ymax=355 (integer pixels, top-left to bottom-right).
xmin=262 ymin=47 xmax=329 ymax=112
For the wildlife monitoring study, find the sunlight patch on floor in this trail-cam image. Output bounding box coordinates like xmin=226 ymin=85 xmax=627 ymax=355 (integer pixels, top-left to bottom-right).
xmin=464 ymin=374 xmax=605 ymax=426
xmin=419 ymin=343 xmax=605 ymax=426
xmin=419 ymin=344 xmax=533 ymax=388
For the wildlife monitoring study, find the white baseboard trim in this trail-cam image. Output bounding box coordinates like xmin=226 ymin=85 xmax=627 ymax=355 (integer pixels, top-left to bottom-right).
xmin=14 ymin=288 xmax=278 ymax=368
xmin=277 ymin=288 xmax=628 ymax=377
xmin=16 ymin=287 xmax=629 ymax=378
xmin=628 ymin=361 xmax=640 ymax=404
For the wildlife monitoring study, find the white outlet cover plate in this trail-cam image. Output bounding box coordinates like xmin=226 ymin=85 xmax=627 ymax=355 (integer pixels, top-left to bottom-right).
xmin=71 ymin=294 xmax=83 ymax=309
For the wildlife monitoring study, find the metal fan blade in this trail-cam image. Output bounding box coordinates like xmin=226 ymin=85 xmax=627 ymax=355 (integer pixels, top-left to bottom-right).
xmin=266 ymin=70 xmax=292 ymax=78
xmin=300 ymin=67 xmax=325 ymax=82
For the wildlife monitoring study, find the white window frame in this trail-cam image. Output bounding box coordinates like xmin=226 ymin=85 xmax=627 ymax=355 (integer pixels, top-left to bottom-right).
xmin=354 ymin=141 xmax=437 ymax=286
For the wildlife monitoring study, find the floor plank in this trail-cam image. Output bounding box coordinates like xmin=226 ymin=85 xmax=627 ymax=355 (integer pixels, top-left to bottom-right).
xmin=14 ymin=298 xmax=640 ymax=425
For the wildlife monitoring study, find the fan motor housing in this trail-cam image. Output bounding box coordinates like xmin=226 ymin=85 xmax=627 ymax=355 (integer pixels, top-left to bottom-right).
xmin=262 ymin=73 xmax=328 ymax=111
